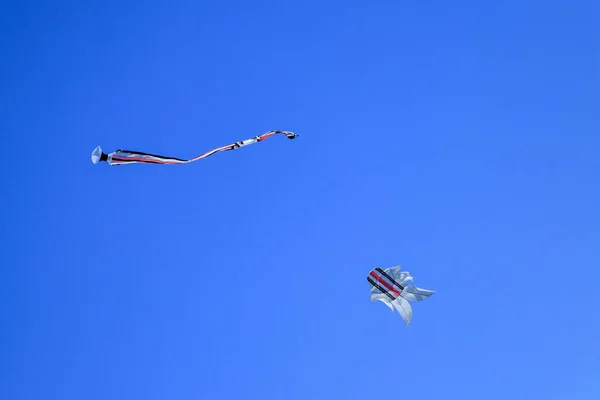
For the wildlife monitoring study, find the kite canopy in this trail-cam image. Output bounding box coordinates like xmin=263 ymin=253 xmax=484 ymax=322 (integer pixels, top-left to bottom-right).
xmin=367 ymin=265 xmax=434 ymax=326
xmin=91 ymin=146 xmax=105 ymax=164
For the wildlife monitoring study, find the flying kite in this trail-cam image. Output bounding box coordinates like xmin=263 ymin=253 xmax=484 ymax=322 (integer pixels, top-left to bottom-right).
xmin=91 ymin=130 xmax=298 ymax=166
xmin=367 ymin=266 xmax=434 ymax=326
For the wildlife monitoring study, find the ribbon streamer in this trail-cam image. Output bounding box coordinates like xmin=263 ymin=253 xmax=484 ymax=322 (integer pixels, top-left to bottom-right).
xmin=91 ymin=130 xmax=297 ymax=166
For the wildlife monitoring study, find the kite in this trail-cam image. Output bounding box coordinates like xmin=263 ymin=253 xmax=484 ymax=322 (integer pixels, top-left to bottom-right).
xmin=367 ymin=266 xmax=434 ymax=326
xmin=91 ymin=130 xmax=298 ymax=166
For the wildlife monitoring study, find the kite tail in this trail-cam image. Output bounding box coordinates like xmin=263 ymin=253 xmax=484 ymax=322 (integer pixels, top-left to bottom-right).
xmin=91 ymin=130 xmax=297 ymax=166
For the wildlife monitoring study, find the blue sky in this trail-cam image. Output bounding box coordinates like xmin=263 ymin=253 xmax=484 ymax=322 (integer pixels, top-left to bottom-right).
xmin=2 ymin=0 xmax=599 ymax=399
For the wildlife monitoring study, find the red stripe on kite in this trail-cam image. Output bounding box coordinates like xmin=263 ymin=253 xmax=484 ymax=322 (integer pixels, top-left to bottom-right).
xmin=369 ymin=271 xmax=402 ymax=297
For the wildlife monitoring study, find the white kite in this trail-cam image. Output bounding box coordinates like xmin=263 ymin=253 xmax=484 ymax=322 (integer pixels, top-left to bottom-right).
xmin=91 ymin=130 xmax=297 ymax=166
xmin=367 ymin=266 xmax=434 ymax=326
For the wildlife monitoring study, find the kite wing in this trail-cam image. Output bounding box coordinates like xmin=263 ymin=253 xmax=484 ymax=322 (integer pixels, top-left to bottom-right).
xmin=400 ymin=285 xmax=435 ymax=302
xmin=91 ymin=130 xmax=297 ymax=166
xmin=367 ymin=266 xmax=434 ymax=326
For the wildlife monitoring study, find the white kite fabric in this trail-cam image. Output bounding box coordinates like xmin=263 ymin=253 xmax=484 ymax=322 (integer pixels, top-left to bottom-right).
xmin=367 ymin=266 xmax=434 ymax=326
xmin=91 ymin=130 xmax=297 ymax=166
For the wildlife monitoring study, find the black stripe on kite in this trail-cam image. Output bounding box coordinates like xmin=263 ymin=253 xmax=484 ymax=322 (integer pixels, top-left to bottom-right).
xmin=116 ymin=150 xmax=187 ymax=162
xmin=375 ymin=268 xmax=405 ymax=291
xmin=367 ymin=276 xmax=396 ymax=302
xmin=110 ymin=157 xmax=167 ymax=165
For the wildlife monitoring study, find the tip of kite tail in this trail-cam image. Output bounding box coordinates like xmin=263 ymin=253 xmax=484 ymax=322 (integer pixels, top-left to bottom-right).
xmin=91 ymin=146 xmax=108 ymax=164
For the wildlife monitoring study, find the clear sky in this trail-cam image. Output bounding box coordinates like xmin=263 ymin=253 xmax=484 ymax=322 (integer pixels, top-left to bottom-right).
xmin=2 ymin=0 xmax=599 ymax=399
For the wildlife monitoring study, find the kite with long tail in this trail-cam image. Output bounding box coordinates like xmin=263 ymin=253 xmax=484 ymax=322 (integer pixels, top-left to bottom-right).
xmin=91 ymin=130 xmax=298 ymax=166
